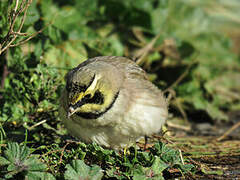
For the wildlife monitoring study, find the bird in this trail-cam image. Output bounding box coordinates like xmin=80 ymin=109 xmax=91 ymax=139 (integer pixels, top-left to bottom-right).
xmin=59 ymin=56 xmax=168 ymax=149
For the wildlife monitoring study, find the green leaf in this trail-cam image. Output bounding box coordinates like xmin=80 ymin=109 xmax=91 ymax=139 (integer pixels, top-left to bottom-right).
xmin=0 ymin=142 xmax=48 ymax=178
xmin=0 ymin=156 xmax=10 ymax=166
xmin=25 ymin=171 xmax=56 ymax=180
xmin=132 ymin=157 xmax=166 ymax=180
xmin=25 ymin=156 xmax=47 ymax=171
xmin=151 ymin=156 xmax=168 ymax=174
xmin=64 ymin=159 xmax=103 ymax=180
xmin=133 ymin=174 xmax=149 ymax=180
xmin=24 ymin=0 xmax=40 ymax=26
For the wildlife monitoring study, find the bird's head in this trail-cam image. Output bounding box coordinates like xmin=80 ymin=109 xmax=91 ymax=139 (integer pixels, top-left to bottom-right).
xmin=65 ymin=61 xmax=122 ymax=119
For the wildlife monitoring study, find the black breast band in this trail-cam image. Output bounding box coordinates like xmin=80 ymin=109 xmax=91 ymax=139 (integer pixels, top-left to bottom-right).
xmin=76 ymin=90 xmax=120 ymax=119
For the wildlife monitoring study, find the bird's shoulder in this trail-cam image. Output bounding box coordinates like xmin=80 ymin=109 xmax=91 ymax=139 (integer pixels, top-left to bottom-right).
xmin=80 ymin=56 xmax=147 ymax=79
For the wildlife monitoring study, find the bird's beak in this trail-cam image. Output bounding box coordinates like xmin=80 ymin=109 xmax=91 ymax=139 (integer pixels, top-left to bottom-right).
xmin=67 ymin=106 xmax=76 ymax=118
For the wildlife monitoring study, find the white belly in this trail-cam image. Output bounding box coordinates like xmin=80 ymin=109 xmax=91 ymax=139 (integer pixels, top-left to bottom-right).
xmin=60 ymin=89 xmax=167 ymax=149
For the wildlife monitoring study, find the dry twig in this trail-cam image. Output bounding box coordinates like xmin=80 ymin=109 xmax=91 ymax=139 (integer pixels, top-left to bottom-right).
xmin=0 ymin=0 xmax=33 ymax=55
xmin=59 ymin=142 xmax=70 ymax=164
xmin=0 ymin=0 xmax=54 ymax=89
xmin=164 ymin=58 xmax=198 ymax=92
xmin=0 ymin=0 xmax=50 ymax=55
xmin=135 ymin=33 xmax=161 ymax=65
xmin=217 ymin=121 xmax=240 ymax=141
xmin=167 ymin=121 xmax=191 ymax=131
xmin=28 ymin=119 xmax=47 ymax=130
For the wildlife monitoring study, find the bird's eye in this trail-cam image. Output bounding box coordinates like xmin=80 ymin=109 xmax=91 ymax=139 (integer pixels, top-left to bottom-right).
xmin=84 ymin=90 xmax=104 ymax=105
xmin=84 ymin=94 xmax=91 ymax=99
xmin=66 ymin=82 xmax=72 ymax=92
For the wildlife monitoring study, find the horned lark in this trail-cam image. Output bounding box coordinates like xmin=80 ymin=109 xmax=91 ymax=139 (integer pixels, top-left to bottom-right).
xmin=59 ymin=56 xmax=168 ymax=149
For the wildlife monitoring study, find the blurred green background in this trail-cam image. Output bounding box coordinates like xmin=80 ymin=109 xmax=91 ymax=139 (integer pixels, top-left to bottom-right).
xmin=1 ymin=0 xmax=240 ymax=125
xmin=1 ymin=0 xmax=240 ymax=179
